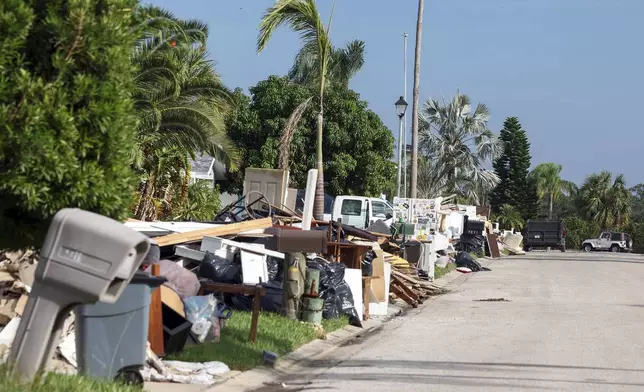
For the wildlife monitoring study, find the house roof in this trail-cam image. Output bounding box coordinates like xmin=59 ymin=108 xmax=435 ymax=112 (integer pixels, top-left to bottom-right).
xmin=190 ymin=153 xmax=213 ymax=175
xmin=189 ymin=153 xmax=227 ymax=181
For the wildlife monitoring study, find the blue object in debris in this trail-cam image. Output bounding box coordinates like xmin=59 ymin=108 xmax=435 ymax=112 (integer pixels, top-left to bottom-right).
xmin=263 ymin=350 xmax=279 ymax=367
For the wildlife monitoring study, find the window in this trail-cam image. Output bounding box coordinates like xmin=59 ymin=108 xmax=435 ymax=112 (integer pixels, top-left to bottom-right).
xmin=340 ymin=199 xmax=363 ymax=216
xmin=372 ymin=201 xmax=392 ymax=218
xmin=610 ymin=232 xmax=622 ymax=241
xmin=601 ymin=232 xmax=611 ymax=240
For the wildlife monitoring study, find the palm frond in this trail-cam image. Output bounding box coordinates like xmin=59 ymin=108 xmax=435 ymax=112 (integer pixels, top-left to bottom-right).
xmin=279 ymin=96 xmax=313 ymax=171
xmin=258 ymin=0 xmax=328 ymax=55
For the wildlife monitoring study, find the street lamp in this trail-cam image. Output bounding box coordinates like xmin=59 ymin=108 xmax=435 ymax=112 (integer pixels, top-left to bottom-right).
xmin=395 ymin=96 xmax=408 ymax=198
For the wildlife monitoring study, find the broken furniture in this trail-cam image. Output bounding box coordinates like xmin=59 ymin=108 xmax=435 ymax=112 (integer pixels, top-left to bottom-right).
xmin=8 ymin=208 xmax=151 ymax=383
xmin=214 ymin=191 xmax=274 ymax=222
xmin=199 ymin=282 xmax=266 ymax=344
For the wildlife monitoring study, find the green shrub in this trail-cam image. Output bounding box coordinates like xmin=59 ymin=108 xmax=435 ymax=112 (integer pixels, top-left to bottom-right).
xmin=563 ymin=216 xmax=600 ymax=249
xmin=171 ymin=181 xmax=222 ymax=221
xmin=0 ymin=0 xmax=139 ymax=250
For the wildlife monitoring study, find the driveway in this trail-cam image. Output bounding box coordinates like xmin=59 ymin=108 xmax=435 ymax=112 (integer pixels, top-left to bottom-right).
xmin=271 ymin=252 xmax=644 ymax=392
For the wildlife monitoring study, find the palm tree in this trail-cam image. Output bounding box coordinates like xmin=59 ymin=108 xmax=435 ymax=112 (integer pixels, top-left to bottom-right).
xmin=288 ymin=39 xmax=365 ymax=88
xmin=579 ymin=171 xmax=631 ymax=229
xmin=132 ymin=9 xmax=237 ymax=169
xmin=258 ymin=0 xmax=336 ymax=220
xmin=417 ymin=92 xmax=502 ymax=203
xmin=530 ymin=163 xmax=576 ymax=220
xmin=132 ymin=7 xmax=239 ymax=220
xmin=493 ymin=204 xmax=525 ymax=230
xmin=410 ymin=0 xmax=425 ymax=198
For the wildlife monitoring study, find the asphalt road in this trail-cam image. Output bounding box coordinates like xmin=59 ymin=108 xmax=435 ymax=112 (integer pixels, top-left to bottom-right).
xmin=275 ymin=252 xmax=644 ymax=392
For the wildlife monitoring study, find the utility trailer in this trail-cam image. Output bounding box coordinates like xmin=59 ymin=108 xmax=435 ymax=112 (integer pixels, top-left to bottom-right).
xmin=523 ymin=220 xmax=566 ymax=252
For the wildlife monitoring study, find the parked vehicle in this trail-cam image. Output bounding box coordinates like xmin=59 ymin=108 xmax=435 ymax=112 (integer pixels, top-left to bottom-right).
xmin=581 ymin=232 xmax=631 ymax=253
xmin=331 ymin=196 xmax=394 ymax=230
xmin=523 ymin=220 xmax=566 ymax=252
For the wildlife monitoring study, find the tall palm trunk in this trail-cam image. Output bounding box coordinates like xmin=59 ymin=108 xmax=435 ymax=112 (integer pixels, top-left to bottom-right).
xmin=410 ymin=0 xmax=425 ymax=199
xmin=313 ymin=79 xmax=325 ymax=220
xmin=548 ymin=192 xmax=554 ymax=220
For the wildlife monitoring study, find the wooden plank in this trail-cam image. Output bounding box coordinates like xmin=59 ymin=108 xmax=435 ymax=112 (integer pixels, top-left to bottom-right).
xmin=391 ymin=275 xmax=423 ymax=304
xmin=362 ymin=277 xmax=373 ymax=321
xmin=148 ymin=264 xmax=164 ymax=356
xmin=201 ymin=282 xmax=267 ymax=296
xmin=250 ymin=288 xmax=262 ymax=344
xmin=391 ymin=269 xmax=421 ymax=285
xmin=153 ymin=218 xmax=273 ymax=247
xmin=390 ymin=283 xmax=418 ymax=308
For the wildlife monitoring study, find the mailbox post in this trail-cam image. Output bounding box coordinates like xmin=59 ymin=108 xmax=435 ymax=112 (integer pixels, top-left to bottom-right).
xmin=7 ymin=208 xmax=151 ymax=382
xmin=265 ymin=228 xmax=327 ymax=320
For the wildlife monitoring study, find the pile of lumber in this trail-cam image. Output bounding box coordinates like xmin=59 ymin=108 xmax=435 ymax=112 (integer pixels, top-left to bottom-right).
xmin=389 ymin=269 xmax=450 ymax=308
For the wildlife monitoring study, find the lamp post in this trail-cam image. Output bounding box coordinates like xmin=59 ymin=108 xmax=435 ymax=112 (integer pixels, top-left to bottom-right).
xmin=395 ymin=96 xmax=408 ymax=198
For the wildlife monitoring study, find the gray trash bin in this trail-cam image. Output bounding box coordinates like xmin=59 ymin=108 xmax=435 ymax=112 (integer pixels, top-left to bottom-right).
xmin=75 ymin=272 xmax=166 ymax=385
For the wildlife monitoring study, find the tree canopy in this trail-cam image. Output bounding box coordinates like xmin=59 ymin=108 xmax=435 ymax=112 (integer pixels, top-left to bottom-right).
xmin=489 ymin=117 xmax=537 ymax=219
xmin=417 ymin=92 xmax=502 ymax=204
xmin=223 ymin=76 xmax=396 ymax=198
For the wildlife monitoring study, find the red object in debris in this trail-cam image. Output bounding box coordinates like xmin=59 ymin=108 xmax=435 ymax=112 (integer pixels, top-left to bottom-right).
xmin=309 ymin=279 xmax=318 ymax=297
xmin=170 ymin=40 xmax=177 ymax=48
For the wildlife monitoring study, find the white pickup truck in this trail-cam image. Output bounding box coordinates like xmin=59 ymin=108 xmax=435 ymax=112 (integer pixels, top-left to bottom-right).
xmin=329 ymin=196 xmax=394 ymax=230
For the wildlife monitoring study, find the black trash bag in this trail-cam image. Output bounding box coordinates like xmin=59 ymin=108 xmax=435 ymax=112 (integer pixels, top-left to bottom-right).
xmin=455 ymin=251 xmax=488 ymax=272
xmin=306 ymin=258 xmax=362 ymax=328
xmin=198 ymin=251 xmax=242 ymax=284
xmin=455 ymin=234 xmax=485 ymax=254
xmin=229 ymin=280 xmax=283 ymax=312
xmin=266 ymin=256 xmax=282 ymax=282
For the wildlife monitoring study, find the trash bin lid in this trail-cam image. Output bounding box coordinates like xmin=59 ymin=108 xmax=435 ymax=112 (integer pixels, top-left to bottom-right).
xmin=131 ymin=272 xmax=166 ymax=288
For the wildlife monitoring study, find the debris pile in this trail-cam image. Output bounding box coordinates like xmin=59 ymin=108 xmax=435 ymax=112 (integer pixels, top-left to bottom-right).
xmin=0 ymin=172 xmax=515 ymax=386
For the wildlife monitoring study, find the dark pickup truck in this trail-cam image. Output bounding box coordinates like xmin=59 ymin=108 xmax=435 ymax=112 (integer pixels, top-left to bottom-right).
xmin=523 ymin=220 xmax=566 ymax=252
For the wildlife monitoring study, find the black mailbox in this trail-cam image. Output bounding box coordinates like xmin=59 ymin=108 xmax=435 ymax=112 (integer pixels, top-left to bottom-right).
xmin=265 ymin=228 xmax=328 ymax=253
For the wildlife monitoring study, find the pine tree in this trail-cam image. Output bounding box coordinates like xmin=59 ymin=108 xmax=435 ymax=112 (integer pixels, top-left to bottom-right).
xmin=489 ymin=120 xmax=512 ymax=212
xmin=0 ymin=0 xmax=140 ymax=250
xmin=490 ymin=117 xmax=535 ymax=219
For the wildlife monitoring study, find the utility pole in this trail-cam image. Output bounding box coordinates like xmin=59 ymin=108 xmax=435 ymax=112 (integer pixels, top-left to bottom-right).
xmin=403 ymin=33 xmax=408 ymax=198
xmin=410 ymin=0 xmax=425 ymax=199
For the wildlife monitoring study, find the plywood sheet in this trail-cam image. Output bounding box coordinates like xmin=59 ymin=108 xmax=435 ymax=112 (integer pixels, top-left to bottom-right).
xmin=370 ymin=249 xmax=386 ymax=302
xmin=487 ymin=233 xmax=501 ymax=258
xmin=369 ymin=262 xmax=391 ymax=316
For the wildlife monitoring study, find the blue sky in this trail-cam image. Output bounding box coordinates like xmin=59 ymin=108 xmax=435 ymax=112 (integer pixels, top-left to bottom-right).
xmin=148 ymin=0 xmax=644 ymax=186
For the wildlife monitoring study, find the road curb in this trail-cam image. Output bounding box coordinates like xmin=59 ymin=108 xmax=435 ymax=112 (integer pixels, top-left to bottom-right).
xmin=204 ymin=318 xmax=384 ymax=392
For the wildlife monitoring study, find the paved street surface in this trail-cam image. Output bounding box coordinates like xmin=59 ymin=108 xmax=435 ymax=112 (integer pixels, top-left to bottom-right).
xmin=270 ymin=252 xmax=644 ymax=392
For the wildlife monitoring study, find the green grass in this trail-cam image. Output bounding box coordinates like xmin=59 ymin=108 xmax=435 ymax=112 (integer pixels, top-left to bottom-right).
xmin=0 ymin=367 xmax=140 ymax=392
xmin=435 ymin=262 xmax=457 ymax=279
xmin=167 ymin=311 xmax=349 ymax=371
